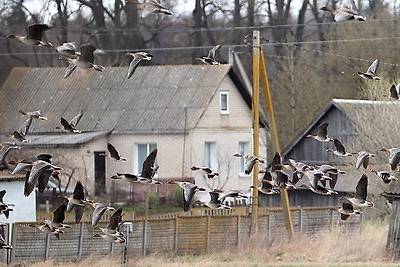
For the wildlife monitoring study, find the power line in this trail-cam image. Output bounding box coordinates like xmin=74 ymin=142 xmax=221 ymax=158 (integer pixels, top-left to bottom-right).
xmin=2 ymin=17 xmax=400 ymax=35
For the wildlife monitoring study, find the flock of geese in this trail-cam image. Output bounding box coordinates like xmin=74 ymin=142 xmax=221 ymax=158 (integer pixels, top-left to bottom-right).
xmin=0 ymin=0 xmax=391 ymax=251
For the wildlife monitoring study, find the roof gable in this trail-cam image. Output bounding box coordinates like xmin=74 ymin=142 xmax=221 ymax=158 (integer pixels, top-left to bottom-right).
xmin=0 ymin=64 xmax=248 ymax=134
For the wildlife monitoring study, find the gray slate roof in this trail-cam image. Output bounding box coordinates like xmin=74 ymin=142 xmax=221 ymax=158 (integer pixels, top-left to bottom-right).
xmin=0 ymin=64 xmax=244 ymax=135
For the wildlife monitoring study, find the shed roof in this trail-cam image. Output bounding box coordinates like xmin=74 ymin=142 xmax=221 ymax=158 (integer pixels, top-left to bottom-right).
xmin=0 ymin=64 xmax=251 ymax=135
xmin=22 ymin=131 xmax=111 ymax=147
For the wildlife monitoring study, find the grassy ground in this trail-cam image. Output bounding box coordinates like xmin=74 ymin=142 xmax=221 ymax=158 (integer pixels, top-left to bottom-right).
xmin=9 ymin=219 xmax=399 ymax=267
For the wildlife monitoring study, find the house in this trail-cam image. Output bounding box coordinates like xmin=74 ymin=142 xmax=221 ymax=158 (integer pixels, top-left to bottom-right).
xmin=0 ymin=64 xmax=267 ymax=203
xmin=273 ymin=99 xmax=400 ymax=209
xmin=0 ymin=173 xmax=36 ymax=223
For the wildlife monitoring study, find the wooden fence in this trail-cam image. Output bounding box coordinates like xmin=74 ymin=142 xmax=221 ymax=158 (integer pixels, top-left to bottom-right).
xmin=0 ymin=206 xmax=361 ymax=264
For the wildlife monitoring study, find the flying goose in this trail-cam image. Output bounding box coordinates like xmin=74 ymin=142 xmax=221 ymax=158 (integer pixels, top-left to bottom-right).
xmin=370 ymin=169 xmax=399 ymax=184
xmin=10 ymin=117 xmax=32 ymax=143
xmin=94 ymin=208 xmax=124 ymax=237
xmin=195 ymin=190 xmax=231 ymax=210
xmin=29 ymin=222 xmax=64 ymax=239
xmin=218 ymin=189 xmax=248 ymax=203
xmin=52 ymin=42 xmax=80 ymax=57
xmin=298 ymin=169 xmax=337 ymax=195
xmin=100 ymin=143 xmax=127 ymax=162
xmin=19 ymin=110 xmax=48 ymax=120
xmin=252 ymin=171 xmax=280 ymax=195
xmin=268 ymin=170 xmax=296 ymax=189
xmin=125 ymin=52 xmax=153 ymax=79
xmin=58 ymin=181 xmax=91 ymax=223
xmin=57 ymin=111 xmax=83 ymax=134
xmin=0 ymin=190 xmax=14 ymax=219
xmin=356 ymin=59 xmax=381 ymax=80
xmin=0 ymin=142 xmax=20 ymax=165
xmin=306 ymin=123 xmax=334 ymax=142
xmin=340 ymin=174 xmax=374 ymax=209
xmin=191 ymin=165 xmax=219 ymax=179
xmin=111 ymin=148 xmax=160 ymax=184
xmin=93 ymin=233 xmax=126 ymax=244
xmin=384 ymin=84 xmax=400 ymax=100
xmin=233 ymin=153 xmax=265 ymax=175
xmin=326 ymin=139 xmax=353 ymax=157
xmin=87 ymin=201 xmax=116 ymax=227
xmin=332 ymin=201 xmax=362 ymax=220
xmin=17 ymin=159 xmax=63 ymax=197
xmin=381 ymin=147 xmax=400 ymax=170
xmin=195 ymin=44 xmax=221 ymax=65
xmin=321 ymin=0 xmax=366 ymax=22
xmin=59 ymin=44 xmax=105 ymax=79
xmin=43 ymin=203 xmax=71 ymax=230
xmin=7 ymin=23 xmax=52 ymax=47
xmin=300 ymin=183 xmax=338 ymax=195
xmin=353 ymin=151 xmax=376 ymax=169
xmin=0 ymin=225 xmax=12 ymax=249
xmin=168 ymin=181 xmax=206 ymax=212
xmin=126 ymin=0 xmax=173 ymax=17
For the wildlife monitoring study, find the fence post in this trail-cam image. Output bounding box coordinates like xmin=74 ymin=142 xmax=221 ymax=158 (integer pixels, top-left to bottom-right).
xmin=236 ymin=215 xmax=241 ymax=247
xmin=77 ymin=222 xmax=84 ymax=260
xmin=206 ymin=216 xmax=210 ymax=254
xmin=142 ymin=220 xmax=147 ymax=256
xmin=174 ymin=216 xmax=178 ymax=254
xmin=44 ymin=233 xmax=50 ymax=261
xmin=299 ymin=208 xmax=303 ymax=234
xmin=267 ymin=214 xmax=271 ymax=241
xmin=8 ymin=223 xmax=15 ymax=264
xmin=330 ymin=209 xmax=334 ymax=231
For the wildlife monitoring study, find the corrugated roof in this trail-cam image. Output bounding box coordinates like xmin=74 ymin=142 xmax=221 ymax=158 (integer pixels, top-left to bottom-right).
xmin=22 ymin=131 xmax=110 ymax=147
xmin=0 ymin=64 xmax=235 ymax=134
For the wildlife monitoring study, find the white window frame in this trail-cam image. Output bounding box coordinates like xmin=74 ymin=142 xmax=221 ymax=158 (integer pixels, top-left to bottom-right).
xmin=220 ymin=91 xmax=229 ymax=114
xmin=238 ymin=141 xmax=250 ymax=176
xmin=204 ymin=141 xmax=218 ymax=171
xmin=135 ymin=143 xmax=157 ymax=175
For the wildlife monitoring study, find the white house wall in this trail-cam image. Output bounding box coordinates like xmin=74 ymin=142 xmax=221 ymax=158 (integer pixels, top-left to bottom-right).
xmin=190 ymin=76 xmax=266 ymax=197
xmin=0 ymin=180 xmax=36 ymax=223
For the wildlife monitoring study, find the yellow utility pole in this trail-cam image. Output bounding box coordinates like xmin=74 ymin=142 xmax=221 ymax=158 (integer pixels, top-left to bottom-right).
xmin=259 ymin=51 xmax=294 ymax=239
xmin=251 ymin=30 xmax=260 ymax=234
xmin=251 ymin=30 xmax=294 ymax=239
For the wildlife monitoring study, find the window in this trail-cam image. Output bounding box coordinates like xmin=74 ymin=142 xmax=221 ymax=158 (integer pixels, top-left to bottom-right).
xmin=238 ymin=142 xmax=250 ymax=174
xmin=135 ymin=143 xmax=157 ymax=174
xmin=220 ymin=91 xmax=229 ymax=114
xmin=204 ymin=142 xmax=218 ymax=170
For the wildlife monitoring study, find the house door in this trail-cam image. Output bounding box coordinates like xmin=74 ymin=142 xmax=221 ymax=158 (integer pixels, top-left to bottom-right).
xmin=94 ymin=151 xmax=106 ymax=196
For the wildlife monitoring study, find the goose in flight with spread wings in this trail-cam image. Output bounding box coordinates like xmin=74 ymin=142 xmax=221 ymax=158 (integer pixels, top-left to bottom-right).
xmin=126 ymin=0 xmax=173 ymax=17
xmin=195 ymin=44 xmax=221 ymax=65
xmin=306 ymin=122 xmax=334 ymax=142
xmin=168 ymin=181 xmax=206 ymax=212
xmin=59 ymin=44 xmax=105 ymax=78
xmin=111 ymin=148 xmax=160 ymax=183
xmin=58 ymin=181 xmax=91 ymax=223
xmin=100 ymin=143 xmax=127 ymax=162
xmin=56 ymin=111 xmax=83 ymax=134
xmin=356 ymin=59 xmax=381 ymax=80
xmin=125 ymin=52 xmax=152 ymax=79
xmin=19 ymin=110 xmax=48 ymax=120
xmin=321 ymin=0 xmax=366 ymax=22
xmin=7 ymin=23 xmax=52 ymax=47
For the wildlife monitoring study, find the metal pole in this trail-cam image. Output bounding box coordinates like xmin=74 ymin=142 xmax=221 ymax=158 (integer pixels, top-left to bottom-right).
xmin=251 ymin=30 xmax=261 ymax=234
xmin=182 ymin=105 xmax=188 ymax=178
xmin=44 ymin=233 xmax=50 ymax=261
xmin=259 ymin=49 xmax=294 ymax=239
